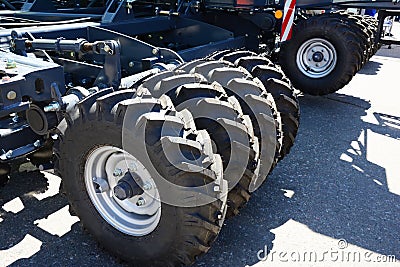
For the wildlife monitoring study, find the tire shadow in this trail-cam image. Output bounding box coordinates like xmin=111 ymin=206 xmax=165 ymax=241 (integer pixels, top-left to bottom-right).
xmin=194 ymin=93 xmax=400 ymax=266
xmin=0 ymin=169 xmax=121 ymax=266
xmin=357 ymin=60 xmax=383 ymax=75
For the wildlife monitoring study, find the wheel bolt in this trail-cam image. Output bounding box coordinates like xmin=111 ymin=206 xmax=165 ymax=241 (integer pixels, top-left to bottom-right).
xmin=113 ymin=168 xmax=123 ymax=177
xmin=128 ymin=162 xmax=137 ymax=171
xmin=143 ymin=182 xmax=152 ymax=190
xmin=136 ymin=197 xmax=146 ymax=206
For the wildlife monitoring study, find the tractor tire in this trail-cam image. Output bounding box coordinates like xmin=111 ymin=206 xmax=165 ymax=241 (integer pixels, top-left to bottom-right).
xmin=54 ymin=90 xmax=228 ymax=266
xmin=362 ymin=15 xmax=381 ymax=56
xmin=218 ymin=52 xmax=300 ymax=160
xmin=179 ymin=61 xmax=278 ymax=190
xmin=138 ymin=70 xmax=258 ymax=217
xmin=332 ymin=11 xmax=373 ymax=64
xmin=280 ymin=14 xmax=363 ymax=95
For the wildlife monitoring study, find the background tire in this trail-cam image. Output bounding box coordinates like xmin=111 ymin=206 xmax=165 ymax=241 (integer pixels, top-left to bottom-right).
xmin=280 ymin=15 xmax=363 ymax=95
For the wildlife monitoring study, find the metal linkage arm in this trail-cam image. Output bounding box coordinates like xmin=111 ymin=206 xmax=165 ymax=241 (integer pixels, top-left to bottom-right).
xmin=10 ymin=32 xmax=117 ymax=56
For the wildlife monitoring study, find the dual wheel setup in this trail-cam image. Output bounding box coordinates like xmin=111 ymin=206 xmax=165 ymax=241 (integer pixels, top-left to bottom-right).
xmin=53 ymin=51 xmax=300 ymax=266
xmin=280 ymin=13 xmax=380 ymax=95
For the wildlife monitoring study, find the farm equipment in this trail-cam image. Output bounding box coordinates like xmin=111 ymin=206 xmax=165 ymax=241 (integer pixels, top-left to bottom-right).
xmin=0 ymin=0 xmax=399 ymax=265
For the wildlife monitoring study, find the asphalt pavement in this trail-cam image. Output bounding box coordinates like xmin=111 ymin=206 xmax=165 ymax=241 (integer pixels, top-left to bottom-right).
xmin=0 ymin=25 xmax=399 ymax=267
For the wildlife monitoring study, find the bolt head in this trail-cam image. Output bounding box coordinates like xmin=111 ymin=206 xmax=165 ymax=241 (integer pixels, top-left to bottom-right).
xmin=128 ymin=162 xmax=137 ymax=171
xmin=128 ymin=62 xmax=134 ymax=68
xmin=143 ymin=182 xmax=152 ymax=190
xmin=113 ymin=168 xmax=123 ymax=177
xmin=136 ymin=197 xmax=146 ymax=206
xmin=33 ymin=140 xmax=41 ymax=148
xmin=6 ymin=91 xmax=17 ymax=100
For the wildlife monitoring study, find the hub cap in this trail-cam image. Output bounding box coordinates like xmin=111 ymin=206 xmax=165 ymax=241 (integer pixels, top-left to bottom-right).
xmin=84 ymin=145 xmax=161 ymax=236
xmin=296 ymin=38 xmax=337 ymax=78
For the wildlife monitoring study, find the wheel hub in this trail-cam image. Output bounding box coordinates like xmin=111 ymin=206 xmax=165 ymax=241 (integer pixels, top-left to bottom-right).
xmin=84 ymin=145 xmax=161 ymax=236
xmin=113 ymin=172 xmax=144 ymax=200
xmin=296 ymin=38 xmax=337 ymax=78
xmin=312 ymin=51 xmax=324 ymax=62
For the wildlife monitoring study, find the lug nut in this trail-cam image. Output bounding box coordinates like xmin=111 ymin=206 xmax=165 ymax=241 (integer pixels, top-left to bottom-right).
xmin=136 ymin=197 xmax=146 ymax=206
xmin=113 ymin=168 xmax=123 ymax=177
xmin=143 ymin=182 xmax=152 ymax=190
xmin=128 ymin=162 xmax=137 ymax=171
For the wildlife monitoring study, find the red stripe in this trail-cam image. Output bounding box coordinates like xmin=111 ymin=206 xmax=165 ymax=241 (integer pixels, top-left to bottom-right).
xmin=281 ymin=0 xmax=296 ymax=37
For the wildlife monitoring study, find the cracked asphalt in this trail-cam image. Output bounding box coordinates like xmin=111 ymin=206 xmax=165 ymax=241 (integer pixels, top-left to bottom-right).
xmin=0 ymin=24 xmax=399 ymax=267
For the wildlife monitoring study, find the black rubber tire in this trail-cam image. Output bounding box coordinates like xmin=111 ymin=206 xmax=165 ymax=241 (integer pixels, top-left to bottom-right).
xmin=54 ymin=90 xmax=227 ymax=266
xmin=219 ymin=53 xmax=300 ymax=160
xmin=138 ymin=70 xmax=258 ymax=217
xmin=180 ymin=61 xmax=278 ymax=191
xmin=280 ymin=14 xmax=363 ymax=95
xmin=332 ymin=11 xmax=373 ymax=64
xmin=362 ymin=15 xmax=381 ymax=56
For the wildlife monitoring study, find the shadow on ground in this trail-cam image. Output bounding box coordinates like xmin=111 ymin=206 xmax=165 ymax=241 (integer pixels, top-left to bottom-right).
xmin=194 ymin=94 xmax=400 ymax=266
xmin=0 ymin=93 xmax=399 ymax=266
xmin=357 ymin=60 xmax=383 ymax=75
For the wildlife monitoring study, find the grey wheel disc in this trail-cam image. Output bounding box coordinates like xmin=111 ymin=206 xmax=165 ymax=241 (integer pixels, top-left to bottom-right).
xmin=85 ymin=145 xmax=161 ymax=236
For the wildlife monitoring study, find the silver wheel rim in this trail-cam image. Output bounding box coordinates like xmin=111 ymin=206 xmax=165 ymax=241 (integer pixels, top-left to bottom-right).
xmin=296 ymin=38 xmax=337 ymax=78
xmin=84 ymin=145 xmax=161 ymax=236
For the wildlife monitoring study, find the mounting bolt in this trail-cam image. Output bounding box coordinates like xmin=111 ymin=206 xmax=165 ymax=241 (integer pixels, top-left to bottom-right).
xmin=44 ymin=102 xmax=61 ymax=112
xmin=6 ymin=91 xmax=17 ymax=100
xmin=152 ymin=48 xmax=158 ymax=55
xmin=113 ymin=168 xmax=123 ymax=177
xmin=5 ymin=150 xmax=12 ymax=159
xmin=311 ymin=49 xmax=315 ymax=53
xmin=128 ymin=61 xmax=134 ymax=68
xmin=213 ymin=185 xmax=220 ymax=192
xmin=128 ymin=162 xmax=137 ymax=171
xmin=136 ymin=197 xmax=146 ymax=206
xmin=33 ymin=140 xmax=41 ymax=148
xmin=143 ymin=182 xmax=152 ymax=190
xmin=316 ymin=63 xmax=320 ymax=67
